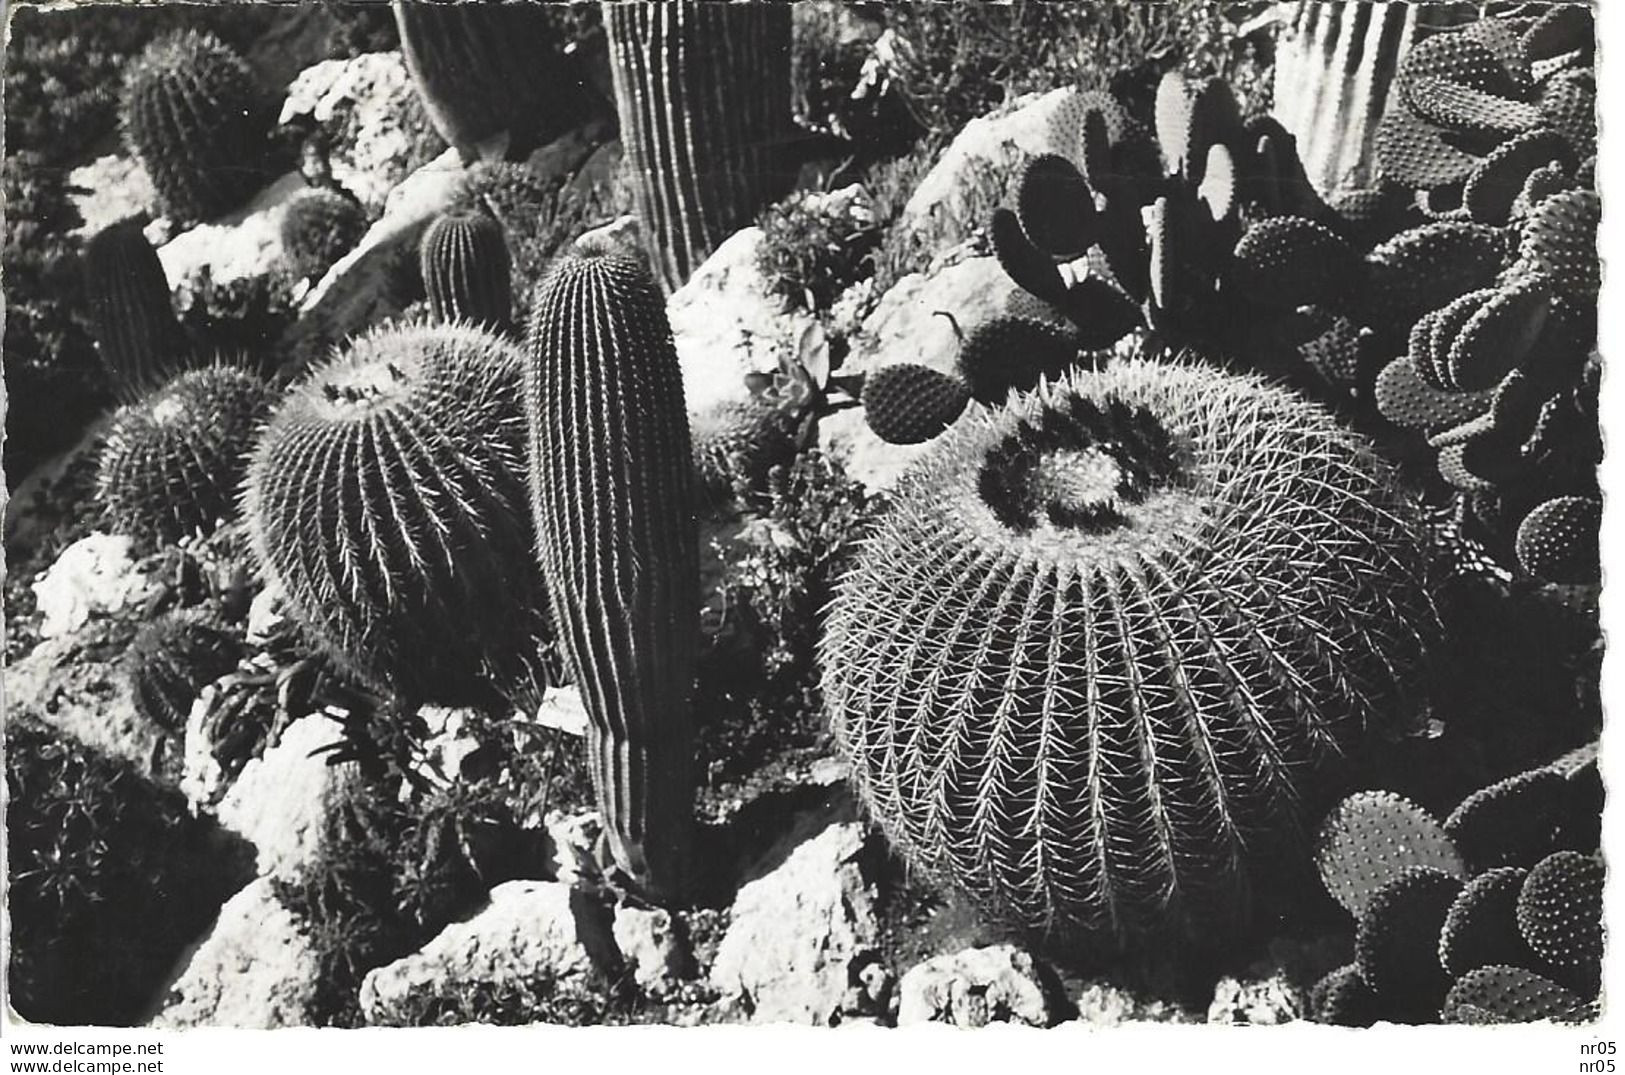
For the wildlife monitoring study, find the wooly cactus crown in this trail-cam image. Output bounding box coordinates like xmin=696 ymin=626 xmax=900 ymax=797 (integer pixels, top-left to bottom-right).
xmin=82 ymin=218 xmax=185 ymax=404
xmin=824 ymin=358 xmax=1433 ymax=944
xmin=419 ymin=210 xmax=514 ymax=334
xmin=117 ymin=30 xmax=273 ymax=224
xmin=242 ymin=322 xmax=557 ymax=711
xmin=96 ymin=364 xmax=273 ymax=545
xmin=524 ymin=240 xmax=701 ymax=903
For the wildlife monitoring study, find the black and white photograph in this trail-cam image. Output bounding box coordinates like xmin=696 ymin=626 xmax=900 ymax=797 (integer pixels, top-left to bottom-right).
xmin=0 ymin=0 xmax=1611 ymax=1060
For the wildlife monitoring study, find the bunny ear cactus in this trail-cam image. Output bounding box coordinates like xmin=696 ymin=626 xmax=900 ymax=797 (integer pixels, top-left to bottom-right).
xmin=605 ymin=0 xmax=797 ymax=292
xmin=420 ymin=211 xmax=514 ymax=334
xmin=1442 ymin=965 xmax=1592 ymax=1025
xmin=825 ymin=359 xmax=1433 ymax=944
xmin=242 ymin=323 xmax=558 ymax=712
xmin=82 ymin=219 xmax=185 ymax=404
xmin=118 ymin=31 xmax=273 ymax=225
xmin=524 ymin=240 xmax=700 ymax=903
xmin=97 ymin=365 xmax=273 ymax=545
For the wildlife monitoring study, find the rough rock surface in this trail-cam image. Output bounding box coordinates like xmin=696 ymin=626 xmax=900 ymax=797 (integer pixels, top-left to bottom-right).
xmin=215 ymin=714 xmax=362 ymax=882
xmin=843 ymin=256 xmax=1025 ymax=380
xmin=156 ymin=171 xmax=308 ymax=294
xmin=69 ymin=154 xmax=157 ymax=238
xmin=358 ymin=880 xmax=617 ymax=1025
xmin=279 ymin=52 xmax=425 ymax=210
xmin=816 ymin=406 xmax=954 ymax=495
xmin=29 ymin=532 xmax=156 ymax=640
xmin=1068 ymin=980 xmax=1199 ymax=1026
xmin=149 ymin=878 xmax=322 ymax=1029
xmin=708 ymin=819 xmax=880 ymax=1025
xmin=896 ymin=944 xmax=1054 ymax=1027
xmin=613 ymin=905 xmax=692 ymax=996
xmin=544 ymin=812 xmax=604 ymax=887
xmin=667 ymin=226 xmax=823 ymax=417
xmin=1207 ymin=972 xmax=1307 ymax=1025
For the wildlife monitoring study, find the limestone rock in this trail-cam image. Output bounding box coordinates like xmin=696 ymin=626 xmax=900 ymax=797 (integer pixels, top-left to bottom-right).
xmin=29 ymin=532 xmax=156 ymax=640
xmin=149 ymin=878 xmax=322 ymax=1029
xmin=179 ymin=687 xmax=230 ymax=812
xmin=708 ymin=820 xmax=880 ymax=1025
xmin=543 ymin=811 xmax=604 ymax=888
xmin=358 ymin=880 xmax=617 ymax=1025
xmin=244 ymin=580 xmax=286 ymax=647
xmin=415 ymin=705 xmax=483 ymax=786
xmin=156 ymin=171 xmax=309 ymax=295
xmin=69 ymin=155 xmax=157 ymax=239
xmin=613 ymin=906 xmax=692 ymax=997
xmin=817 ymin=404 xmax=963 ymax=495
xmin=896 ymin=944 xmax=1054 ymax=1027
xmin=843 ymin=257 xmax=1024 ymax=380
xmin=1068 ymin=980 xmax=1198 ymax=1026
xmin=215 ymin=714 xmax=361 ymax=883
xmin=534 ymin=686 xmax=589 ymax=739
xmin=1207 ymin=973 xmax=1306 ymax=1025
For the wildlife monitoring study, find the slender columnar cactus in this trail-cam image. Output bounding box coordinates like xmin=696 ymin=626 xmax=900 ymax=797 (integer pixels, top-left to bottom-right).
xmin=118 ymin=31 xmax=273 ymax=224
xmin=242 ymin=323 xmax=557 ymax=710
xmin=824 ymin=359 xmax=1433 ymax=943
xmin=419 ymin=211 xmax=513 ymax=333
xmin=524 ymin=241 xmax=700 ymax=902
xmin=605 ymin=1 xmax=797 ymax=291
xmin=280 ymin=188 xmax=369 ymax=283
xmin=82 ymin=219 xmax=185 ymax=403
xmin=96 ymin=365 xmax=272 ymax=544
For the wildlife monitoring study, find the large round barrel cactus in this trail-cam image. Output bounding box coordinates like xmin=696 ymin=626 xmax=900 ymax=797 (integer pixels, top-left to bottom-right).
xmin=280 ymin=188 xmax=369 ymax=283
xmin=823 ymin=359 xmax=1435 ymax=944
xmin=96 ymin=365 xmax=273 ymax=545
xmin=117 ymin=30 xmax=273 ymax=224
xmin=525 ymin=240 xmax=700 ymax=902
xmin=82 ymin=218 xmax=184 ymax=404
xmin=242 ymin=323 xmax=557 ymax=710
xmin=420 ymin=210 xmax=513 ymax=333
xmin=605 ymin=0 xmax=797 ymax=291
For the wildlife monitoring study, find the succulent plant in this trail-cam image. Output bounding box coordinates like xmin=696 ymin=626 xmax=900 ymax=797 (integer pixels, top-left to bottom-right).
xmin=605 ymin=0 xmax=797 ymax=291
xmin=524 ymin=240 xmax=700 ymax=903
xmin=117 ymin=30 xmax=274 ymax=224
xmin=1442 ymin=964 xmax=1591 ymax=1025
xmin=690 ymin=394 xmax=802 ymax=511
xmin=861 ymin=363 xmax=971 ymax=446
xmin=1514 ymin=495 xmax=1600 ymax=585
xmin=1439 ymin=867 xmax=1534 ymax=980
xmin=1314 ymin=790 xmax=1465 ymax=919
xmin=125 ymin=610 xmax=246 ymax=736
xmin=281 ymin=188 xmax=369 ymax=283
xmin=81 ymin=218 xmax=185 ymax=404
xmin=419 ymin=210 xmax=514 ymax=334
xmin=242 ymin=323 xmax=557 ymax=711
xmin=825 ymin=359 xmax=1433 ymax=943
xmin=96 ymin=365 xmax=273 ymax=545
xmin=1355 ymin=866 xmax=1463 ymax=1020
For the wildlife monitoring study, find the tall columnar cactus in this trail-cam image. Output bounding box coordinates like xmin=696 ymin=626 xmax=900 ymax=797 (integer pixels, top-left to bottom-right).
xmin=525 ymin=240 xmax=700 ymax=902
xmin=824 ymin=359 xmax=1433 ymax=944
xmin=393 ymin=0 xmax=597 ymax=162
xmin=96 ymin=365 xmax=273 ymax=545
xmin=419 ymin=211 xmax=514 ymax=333
xmin=82 ymin=219 xmax=185 ymax=403
xmin=605 ymin=1 xmax=797 ymax=292
xmin=118 ymin=30 xmax=273 ymax=224
xmin=242 ymin=323 xmax=557 ymax=710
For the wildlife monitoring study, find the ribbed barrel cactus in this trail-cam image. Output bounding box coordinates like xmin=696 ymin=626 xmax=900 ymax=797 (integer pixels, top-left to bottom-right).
xmin=82 ymin=218 xmax=184 ymax=404
xmin=117 ymin=30 xmax=273 ymax=224
xmin=96 ymin=365 xmax=273 ymax=545
xmin=126 ymin=610 xmax=245 ymax=736
xmin=420 ymin=211 xmax=513 ymax=333
xmin=823 ymin=359 xmax=1434 ymax=944
xmin=525 ymin=240 xmax=700 ymax=902
xmin=241 ymin=323 xmax=557 ymax=710
xmin=605 ymin=0 xmax=797 ymax=291
xmin=280 ymin=188 xmax=369 ymax=283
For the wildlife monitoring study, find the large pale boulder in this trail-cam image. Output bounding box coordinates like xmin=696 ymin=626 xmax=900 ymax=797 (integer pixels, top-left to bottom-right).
xmin=28 ymin=532 xmax=156 ymax=640
xmin=843 ymin=256 xmax=1026 ymax=380
xmin=149 ymin=878 xmax=322 ymax=1029
xmin=69 ymin=155 xmax=157 ymax=239
xmin=896 ymin=944 xmax=1054 ymax=1027
xmin=155 ymin=171 xmax=309 ymax=294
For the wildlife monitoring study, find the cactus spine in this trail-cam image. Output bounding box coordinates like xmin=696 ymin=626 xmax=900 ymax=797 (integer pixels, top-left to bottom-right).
xmin=525 ymin=241 xmax=700 ymax=902
xmin=604 ymin=1 xmax=797 ymax=291
xmin=420 ymin=211 xmax=513 ymax=333
xmin=82 ymin=219 xmax=184 ymax=404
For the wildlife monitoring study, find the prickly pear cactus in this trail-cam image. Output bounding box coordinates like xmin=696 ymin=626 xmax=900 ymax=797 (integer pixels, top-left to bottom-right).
xmin=96 ymin=365 xmax=273 ymax=545
xmin=419 ymin=211 xmax=513 ymax=333
xmin=117 ymin=30 xmax=273 ymax=224
xmin=82 ymin=219 xmax=185 ymax=404
xmin=824 ymin=359 xmax=1433 ymax=943
xmin=242 ymin=323 xmax=557 ymax=710
xmin=605 ymin=0 xmax=796 ymax=291
xmin=524 ymin=240 xmax=700 ymax=902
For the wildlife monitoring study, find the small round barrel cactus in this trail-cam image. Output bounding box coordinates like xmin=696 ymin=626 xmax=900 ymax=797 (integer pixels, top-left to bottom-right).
xmin=280 ymin=188 xmax=369 ymax=283
xmin=96 ymin=365 xmax=273 ymax=545
xmin=823 ymin=359 xmax=1434 ymax=944
xmin=605 ymin=0 xmax=797 ymax=291
xmin=118 ymin=30 xmax=273 ymax=224
xmin=242 ymin=323 xmax=557 ymax=710
xmin=524 ymin=240 xmax=700 ymax=903
xmin=82 ymin=219 xmax=185 ymax=404
xmin=126 ymin=610 xmax=245 ymax=736
xmin=419 ymin=210 xmax=513 ymax=333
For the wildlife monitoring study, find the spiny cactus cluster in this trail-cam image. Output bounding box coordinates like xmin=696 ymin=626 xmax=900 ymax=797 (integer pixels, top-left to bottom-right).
xmin=118 ymin=30 xmax=273 ymax=225
xmin=1311 ymin=749 xmax=1603 ymax=1025
xmin=825 ymin=359 xmax=1433 ymax=943
xmin=125 ymin=610 xmax=246 ymax=736
xmin=690 ymin=361 xmax=811 ymax=511
xmin=96 ymin=365 xmax=273 ymax=545
xmin=605 ymin=0 xmax=797 ymax=292
xmin=281 ymin=188 xmax=369 ymax=283
xmin=525 ymin=240 xmax=700 ymax=903
xmin=242 ymin=323 xmax=558 ymax=711
xmin=419 ymin=210 xmax=513 ymax=334
xmin=82 ymin=218 xmax=185 ymax=404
